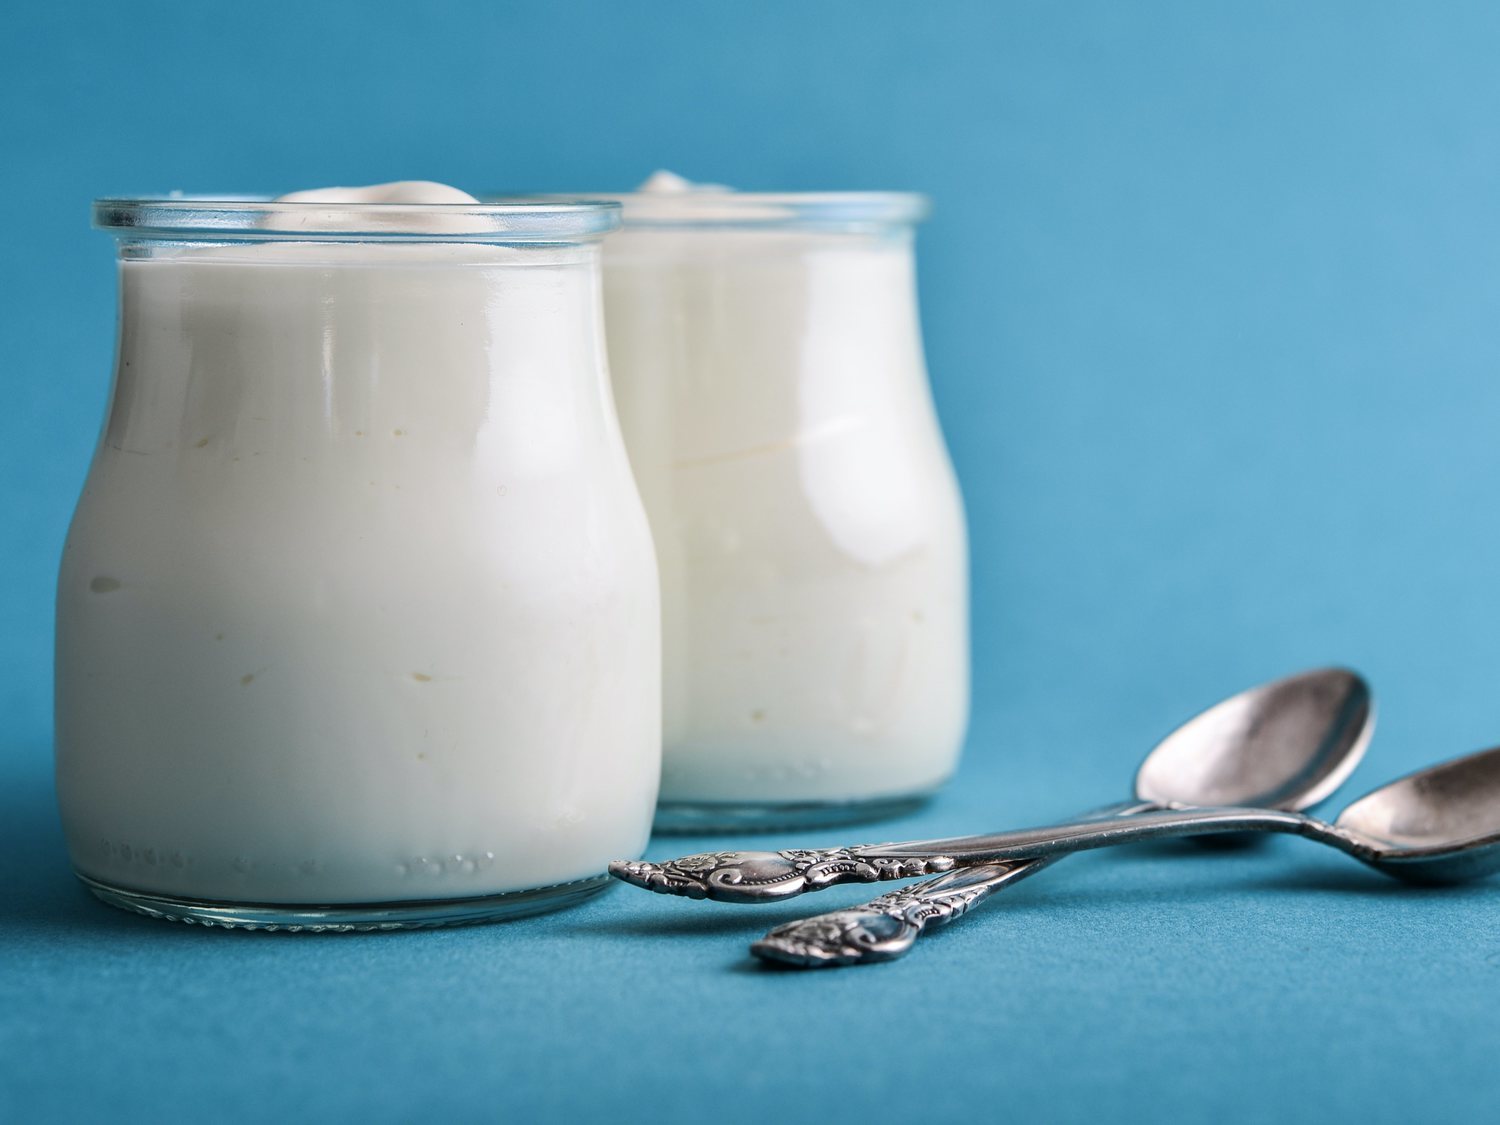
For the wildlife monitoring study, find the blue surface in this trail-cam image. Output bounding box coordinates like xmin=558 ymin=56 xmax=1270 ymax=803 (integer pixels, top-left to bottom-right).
xmin=5 ymin=2 xmax=1500 ymax=1121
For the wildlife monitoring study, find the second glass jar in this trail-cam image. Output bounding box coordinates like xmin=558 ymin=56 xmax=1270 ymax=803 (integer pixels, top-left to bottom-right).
xmin=596 ymin=190 xmax=970 ymax=830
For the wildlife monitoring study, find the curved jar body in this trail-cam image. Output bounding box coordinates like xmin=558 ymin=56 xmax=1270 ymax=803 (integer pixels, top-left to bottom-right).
xmin=56 ymin=199 xmax=660 ymax=923
xmin=601 ymin=193 xmax=969 ymax=827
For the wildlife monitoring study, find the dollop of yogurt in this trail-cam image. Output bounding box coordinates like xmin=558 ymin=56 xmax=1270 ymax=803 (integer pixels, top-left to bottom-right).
xmin=271 ymin=180 xmax=482 ymax=231
xmin=276 ymin=180 xmax=479 ymax=206
xmin=636 ymin=170 xmax=730 ymax=194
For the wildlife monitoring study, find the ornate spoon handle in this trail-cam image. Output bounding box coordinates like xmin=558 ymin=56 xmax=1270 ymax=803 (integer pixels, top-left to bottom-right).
xmin=609 ymin=803 xmax=1325 ymax=903
xmin=609 ymin=846 xmax=959 ymax=904
xmin=750 ymin=799 xmax=1158 ymax=966
xmin=751 ymin=859 xmax=1055 ymax=967
xmin=609 ymin=799 xmax=1148 ymax=904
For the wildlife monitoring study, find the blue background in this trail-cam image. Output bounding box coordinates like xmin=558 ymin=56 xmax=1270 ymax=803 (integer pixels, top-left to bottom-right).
xmin=5 ymin=2 xmax=1500 ymax=1121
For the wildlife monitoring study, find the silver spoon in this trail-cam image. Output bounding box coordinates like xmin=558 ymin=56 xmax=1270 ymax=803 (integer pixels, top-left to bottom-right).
xmin=854 ymin=743 xmax=1500 ymax=882
xmin=612 ymin=667 xmax=1372 ymax=906
xmin=750 ymin=668 xmax=1372 ymax=966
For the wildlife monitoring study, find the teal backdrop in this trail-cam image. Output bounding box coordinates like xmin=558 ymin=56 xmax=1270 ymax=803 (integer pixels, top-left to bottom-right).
xmin=5 ymin=3 xmax=1500 ymax=1122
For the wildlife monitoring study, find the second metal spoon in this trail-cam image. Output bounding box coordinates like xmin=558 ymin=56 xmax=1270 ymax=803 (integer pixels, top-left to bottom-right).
xmin=751 ymin=667 xmax=1373 ymax=966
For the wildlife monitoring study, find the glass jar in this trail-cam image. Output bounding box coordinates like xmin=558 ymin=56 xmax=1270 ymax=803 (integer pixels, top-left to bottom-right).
xmin=598 ymin=190 xmax=969 ymax=830
xmin=57 ymin=197 xmax=660 ymax=929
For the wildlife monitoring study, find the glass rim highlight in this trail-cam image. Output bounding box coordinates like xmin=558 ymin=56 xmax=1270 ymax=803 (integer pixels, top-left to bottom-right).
xmin=496 ymin=190 xmax=931 ymax=230
xmin=92 ymin=196 xmax=622 ymax=243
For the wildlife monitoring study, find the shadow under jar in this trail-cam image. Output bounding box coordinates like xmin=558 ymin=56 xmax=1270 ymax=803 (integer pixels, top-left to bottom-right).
xmin=56 ymin=196 xmax=661 ymax=930
xmin=596 ymin=189 xmax=970 ymax=831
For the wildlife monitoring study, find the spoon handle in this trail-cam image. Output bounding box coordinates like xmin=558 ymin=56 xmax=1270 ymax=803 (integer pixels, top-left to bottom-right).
xmin=867 ymin=805 xmax=1318 ymax=863
xmin=751 ymin=799 xmax=1155 ymax=967
xmin=751 ymin=860 xmax=1050 ymax=967
xmin=609 ymin=799 xmax=1149 ymax=903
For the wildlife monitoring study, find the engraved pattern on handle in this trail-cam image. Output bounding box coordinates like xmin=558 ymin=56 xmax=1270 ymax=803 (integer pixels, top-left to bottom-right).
xmin=608 ymin=847 xmax=957 ymax=904
xmin=611 ymin=801 xmax=1159 ymax=904
xmin=750 ymin=799 xmax=1153 ymax=966
xmin=751 ymin=860 xmax=1052 ymax=966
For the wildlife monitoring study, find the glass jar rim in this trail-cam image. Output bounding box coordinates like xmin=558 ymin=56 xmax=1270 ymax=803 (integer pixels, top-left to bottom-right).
xmin=92 ymin=196 xmax=622 ymax=242
xmin=494 ymin=191 xmax=930 ymax=230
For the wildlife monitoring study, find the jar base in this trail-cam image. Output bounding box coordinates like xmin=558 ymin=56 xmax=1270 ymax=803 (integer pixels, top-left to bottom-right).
xmin=652 ymin=788 xmax=938 ymax=835
xmin=76 ymin=871 xmax=612 ymax=932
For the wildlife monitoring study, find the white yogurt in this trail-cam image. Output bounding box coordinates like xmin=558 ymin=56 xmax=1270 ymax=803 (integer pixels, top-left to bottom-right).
xmin=601 ymin=174 xmax=969 ymax=813
xmin=57 ymin=184 xmax=660 ymax=907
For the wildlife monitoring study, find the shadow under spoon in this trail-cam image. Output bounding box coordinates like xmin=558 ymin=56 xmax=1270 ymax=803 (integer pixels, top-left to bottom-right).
xmin=751 ymin=666 xmax=1373 ymax=967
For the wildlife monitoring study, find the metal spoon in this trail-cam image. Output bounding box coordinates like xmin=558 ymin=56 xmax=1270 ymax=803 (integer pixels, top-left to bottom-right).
xmin=855 ymin=743 xmax=1500 ymax=883
xmin=612 ymin=667 xmax=1372 ymax=906
xmin=751 ymin=668 xmax=1373 ymax=966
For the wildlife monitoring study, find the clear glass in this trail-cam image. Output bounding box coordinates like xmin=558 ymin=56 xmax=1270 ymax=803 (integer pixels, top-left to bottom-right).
xmin=57 ymin=198 xmax=660 ymax=928
xmin=595 ymin=191 xmax=969 ymax=831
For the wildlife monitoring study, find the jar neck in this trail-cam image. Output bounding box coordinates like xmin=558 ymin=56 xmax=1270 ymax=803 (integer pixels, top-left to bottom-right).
xmin=102 ymin=240 xmax=614 ymax=461
xmin=601 ymin=224 xmax=923 ymax=356
xmin=602 ymin=223 xmax=915 ymax=260
xmin=601 ymin=223 xmax=932 ymax=479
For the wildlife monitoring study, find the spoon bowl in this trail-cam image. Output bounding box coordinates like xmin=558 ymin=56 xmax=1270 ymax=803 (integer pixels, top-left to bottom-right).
xmin=1335 ymin=745 xmax=1500 ymax=882
xmin=1134 ymin=667 xmax=1371 ymax=809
